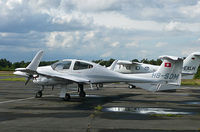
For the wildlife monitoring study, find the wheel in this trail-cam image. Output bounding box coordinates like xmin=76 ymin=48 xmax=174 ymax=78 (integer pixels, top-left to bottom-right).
xmin=64 ymin=93 xmax=71 ymax=101
xmin=35 ymin=91 xmax=42 ymax=98
xmin=79 ymin=91 xmax=86 ymax=98
xmin=99 ymin=83 xmax=103 ymax=88
xmin=128 ymin=85 xmax=136 ymax=89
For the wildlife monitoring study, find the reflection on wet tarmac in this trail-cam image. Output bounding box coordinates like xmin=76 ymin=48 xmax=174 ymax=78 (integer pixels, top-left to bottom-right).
xmin=70 ymin=94 xmax=102 ymax=97
xmin=183 ymin=102 xmax=200 ymax=105
xmin=103 ymin=107 xmax=194 ymax=115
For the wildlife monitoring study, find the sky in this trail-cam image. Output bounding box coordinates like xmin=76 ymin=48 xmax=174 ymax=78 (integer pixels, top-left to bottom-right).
xmin=0 ymin=0 xmax=200 ymax=62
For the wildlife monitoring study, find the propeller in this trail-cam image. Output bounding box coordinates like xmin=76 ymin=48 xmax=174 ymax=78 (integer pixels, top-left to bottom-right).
xmin=25 ymin=74 xmax=39 ymax=85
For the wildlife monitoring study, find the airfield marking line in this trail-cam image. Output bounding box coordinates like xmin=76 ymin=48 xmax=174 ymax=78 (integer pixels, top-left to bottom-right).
xmin=0 ymin=95 xmax=54 ymax=104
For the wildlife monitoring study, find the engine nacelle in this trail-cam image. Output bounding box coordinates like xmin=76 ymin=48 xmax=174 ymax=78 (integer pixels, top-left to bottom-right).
xmin=33 ymin=75 xmax=64 ymax=86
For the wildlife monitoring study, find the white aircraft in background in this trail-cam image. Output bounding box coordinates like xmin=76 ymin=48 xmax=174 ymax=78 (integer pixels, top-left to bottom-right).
xmin=109 ymin=52 xmax=200 ymax=88
xmin=14 ymin=50 xmax=183 ymax=101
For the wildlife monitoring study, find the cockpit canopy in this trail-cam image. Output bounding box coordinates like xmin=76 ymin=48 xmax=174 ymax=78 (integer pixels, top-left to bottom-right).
xmin=51 ymin=60 xmax=71 ymax=71
xmin=51 ymin=60 xmax=93 ymax=71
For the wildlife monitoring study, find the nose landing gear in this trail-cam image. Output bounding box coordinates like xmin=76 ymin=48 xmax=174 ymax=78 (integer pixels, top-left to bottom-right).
xmin=35 ymin=85 xmax=44 ymax=98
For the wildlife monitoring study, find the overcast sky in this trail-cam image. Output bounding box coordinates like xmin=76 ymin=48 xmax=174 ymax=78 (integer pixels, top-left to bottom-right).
xmin=0 ymin=0 xmax=200 ymax=62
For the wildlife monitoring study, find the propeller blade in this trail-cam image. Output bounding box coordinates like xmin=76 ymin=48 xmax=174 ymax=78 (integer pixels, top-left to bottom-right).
xmin=25 ymin=77 xmax=31 ymax=85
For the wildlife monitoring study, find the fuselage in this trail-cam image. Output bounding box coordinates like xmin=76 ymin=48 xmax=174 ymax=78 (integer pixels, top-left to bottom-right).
xmin=33 ymin=59 xmax=157 ymax=86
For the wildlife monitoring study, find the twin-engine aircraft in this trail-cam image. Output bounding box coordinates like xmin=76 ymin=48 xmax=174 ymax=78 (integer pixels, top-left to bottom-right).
xmin=109 ymin=52 xmax=200 ymax=88
xmin=14 ymin=50 xmax=183 ymax=101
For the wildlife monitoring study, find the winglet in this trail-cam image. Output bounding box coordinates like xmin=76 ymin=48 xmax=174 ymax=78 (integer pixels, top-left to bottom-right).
xmin=26 ymin=50 xmax=44 ymax=71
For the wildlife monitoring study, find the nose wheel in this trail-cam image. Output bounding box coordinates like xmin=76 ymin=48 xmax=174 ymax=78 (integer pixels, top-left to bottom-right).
xmin=35 ymin=91 xmax=43 ymax=98
xmin=35 ymin=86 xmax=44 ymax=98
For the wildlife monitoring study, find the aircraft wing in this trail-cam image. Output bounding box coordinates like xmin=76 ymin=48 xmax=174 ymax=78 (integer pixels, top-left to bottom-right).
xmin=37 ymin=68 xmax=90 ymax=84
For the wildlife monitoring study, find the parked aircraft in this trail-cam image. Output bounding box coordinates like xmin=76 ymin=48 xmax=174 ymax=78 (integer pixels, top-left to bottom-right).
xmin=14 ymin=50 xmax=183 ymax=101
xmin=109 ymin=52 xmax=200 ymax=88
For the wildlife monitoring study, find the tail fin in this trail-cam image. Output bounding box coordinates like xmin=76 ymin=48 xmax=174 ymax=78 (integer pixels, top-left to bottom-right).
xmin=133 ymin=56 xmax=183 ymax=91
xmin=182 ymin=52 xmax=200 ymax=79
xmin=154 ymin=55 xmax=183 ymax=84
xmin=108 ymin=60 xmax=118 ymax=71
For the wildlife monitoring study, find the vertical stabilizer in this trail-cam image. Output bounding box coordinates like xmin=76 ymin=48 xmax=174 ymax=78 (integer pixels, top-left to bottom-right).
xmin=182 ymin=52 xmax=200 ymax=79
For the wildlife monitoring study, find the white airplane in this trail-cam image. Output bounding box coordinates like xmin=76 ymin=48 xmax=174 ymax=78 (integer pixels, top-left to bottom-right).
xmin=14 ymin=50 xmax=183 ymax=101
xmin=109 ymin=52 xmax=200 ymax=88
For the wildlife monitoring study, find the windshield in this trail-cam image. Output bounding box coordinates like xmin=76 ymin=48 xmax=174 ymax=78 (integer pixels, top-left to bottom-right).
xmin=73 ymin=61 xmax=93 ymax=70
xmin=51 ymin=60 xmax=72 ymax=70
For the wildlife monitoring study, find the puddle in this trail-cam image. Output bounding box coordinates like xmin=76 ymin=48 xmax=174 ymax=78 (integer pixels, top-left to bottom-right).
xmin=70 ymin=94 xmax=102 ymax=97
xmin=86 ymin=94 xmax=102 ymax=97
xmin=183 ymin=102 xmax=200 ymax=105
xmin=103 ymin=107 xmax=194 ymax=115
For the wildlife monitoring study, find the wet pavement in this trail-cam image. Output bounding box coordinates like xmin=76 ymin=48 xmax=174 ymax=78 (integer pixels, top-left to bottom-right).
xmin=0 ymin=76 xmax=200 ymax=131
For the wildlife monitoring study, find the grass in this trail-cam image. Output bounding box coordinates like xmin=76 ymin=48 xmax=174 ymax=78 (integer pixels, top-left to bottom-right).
xmin=0 ymin=74 xmax=16 ymax=76
xmin=0 ymin=71 xmax=15 ymax=76
xmin=181 ymin=79 xmax=200 ymax=86
xmin=94 ymin=105 xmax=103 ymax=111
xmin=151 ymin=114 xmax=183 ymax=117
xmin=0 ymin=78 xmax=26 ymax=82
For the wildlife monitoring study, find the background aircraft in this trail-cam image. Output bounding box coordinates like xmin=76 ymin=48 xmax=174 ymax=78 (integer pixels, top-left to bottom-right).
xmin=109 ymin=52 xmax=200 ymax=88
xmin=14 ymin=50 xmax=183 ymax=101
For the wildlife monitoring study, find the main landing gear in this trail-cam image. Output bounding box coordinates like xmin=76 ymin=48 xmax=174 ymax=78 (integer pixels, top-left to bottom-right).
xmin=78 ymin=84 xmax=86 ymax=98
xmin=61 ymin=84 xmax=86 ymax=101
xmin=64 ymin=93 xmax=71 ymax=101
xmin=35 ymin=86 xmax=44 ymax=98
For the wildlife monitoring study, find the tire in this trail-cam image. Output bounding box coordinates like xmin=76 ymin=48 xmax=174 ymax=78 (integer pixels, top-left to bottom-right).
xmin=64 ymin=93 xmax=71 ymax=101
xmin=35 ymin=91 xmax=42 ymax=98
xmin=128 ymin=85 xmax=136 ymax=89
xmin=99 ymin=83 xmax=103 ymax=88
xmin=79 ymin=91 xmax=86 ymax=98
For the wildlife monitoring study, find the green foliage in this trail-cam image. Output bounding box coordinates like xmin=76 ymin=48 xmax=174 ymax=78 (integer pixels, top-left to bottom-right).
xmin=94 ymin=105 xmax=103 ymax=111
xmin=194 ymin=66 xmax=200 ymax=79
xmin=181 ymin=79 xmax=200 ymax=85
xmin=0 ymin=78 xmax=26 ymax=81
xmin=132 ymin=59 xmax=139 ymax=62
xmin=92 ymin=58 xmax=115 ymax=67
xmin=151 ymin=114 xmax=183 ymax=117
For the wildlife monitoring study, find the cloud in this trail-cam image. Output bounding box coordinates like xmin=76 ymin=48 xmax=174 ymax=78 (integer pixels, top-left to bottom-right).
xmin=72 ymin=0 xmax=120 ymax=12
xmin=180 ymin=1 xmax=200 ymax=18
xmin=155 ymin=42 xmax=168 ymax=48
xmin=91 ymin=12 xmax=165 ymax=31
xmin=100 ymin=51 xmax=112 ymax=58
xmin=164 ymin=21 xmax=200 ymax=32
xmin=45 ymin=32 xmax=74 ymax=49
xmin=181 ymin=47 xmax=200 ymax=56
xmin=125 ymin=41 xmax=138 ymax=47
xmin=110 ymin=42 xmax=119 ymax=47
xmin=0 ymin=0 xmax=200 ymax=62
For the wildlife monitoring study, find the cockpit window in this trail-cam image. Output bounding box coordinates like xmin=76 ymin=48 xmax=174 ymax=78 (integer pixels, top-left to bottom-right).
xmin=73 ymin=61 xmax=93 ymax=70
xmin=51 ymin=61 xmax=71 ymax=70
